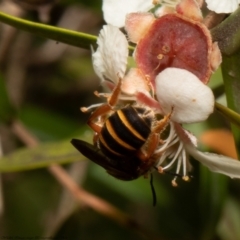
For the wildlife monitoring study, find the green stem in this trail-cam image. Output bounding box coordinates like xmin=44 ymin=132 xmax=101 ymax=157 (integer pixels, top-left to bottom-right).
xmin=0 ymin=11 xmax=97 ymax=50
xmin=221 ymin=51 xmax=240 ymax=157
xmin=0 ymin=11 xmax=135 ymax=53
xmin=215 ymin=102 xmax=240 ymax=129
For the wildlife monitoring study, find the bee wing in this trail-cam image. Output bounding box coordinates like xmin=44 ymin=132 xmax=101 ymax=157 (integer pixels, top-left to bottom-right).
xmin=71 ymin=139 xmax=138 ymax=180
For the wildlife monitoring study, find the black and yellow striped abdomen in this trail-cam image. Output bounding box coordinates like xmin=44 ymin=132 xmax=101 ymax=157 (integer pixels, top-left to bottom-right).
xmin=98 ymin=106 xmax=153 ymax=158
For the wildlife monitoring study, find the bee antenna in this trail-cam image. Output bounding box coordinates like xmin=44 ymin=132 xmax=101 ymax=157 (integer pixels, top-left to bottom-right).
xmin=150 ymin=173 xmax=157 ymax=207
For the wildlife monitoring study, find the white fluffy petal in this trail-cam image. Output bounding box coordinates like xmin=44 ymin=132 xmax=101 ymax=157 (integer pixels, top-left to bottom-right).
xmin=155 ymin=68 xmax=214 ymax=123
xmin=102 ymin=0 xmax=154 ymax=27
xmin=92 ymin=25 xmax=128 ymax=84
xmin=205 ymin=0 xmax=240 ymax=13
xmin=185 ymin=143 xmax=240 ymax=179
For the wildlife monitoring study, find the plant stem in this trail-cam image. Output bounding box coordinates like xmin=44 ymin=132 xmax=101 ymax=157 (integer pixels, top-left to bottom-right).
xmin=221 ymin=51 xmax=240 ymax=157
xmin=0 ymin=11 xmax=97 ymax=50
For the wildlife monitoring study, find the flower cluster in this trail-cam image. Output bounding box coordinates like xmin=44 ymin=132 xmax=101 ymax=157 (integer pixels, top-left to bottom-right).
xmin=86 ymin=0 xmax=240 ymax=183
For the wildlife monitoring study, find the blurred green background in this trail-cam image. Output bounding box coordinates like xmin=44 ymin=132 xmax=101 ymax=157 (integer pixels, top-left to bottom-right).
xmin=0 ymin=1 xmax=240 ymax=239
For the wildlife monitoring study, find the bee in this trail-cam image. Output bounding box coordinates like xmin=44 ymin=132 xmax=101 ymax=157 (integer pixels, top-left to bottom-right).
xmin=71 ymin=79 xmax=171 ymax=180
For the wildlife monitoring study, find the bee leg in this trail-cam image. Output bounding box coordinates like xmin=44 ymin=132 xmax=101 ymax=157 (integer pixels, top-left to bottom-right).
xmin=108 ymin=77 xmax=122 ymax=107
xmin=153 ymin=110 xmax=172 ymax=134
xmin=137 ymin=110 xmax=173 ymax=162
xmin=87 ymin=104 xmax=112 ymax=133
xmin=87 ymin=78 xmax=123 ymax=134
xmin=137 ymin=133 xmax=160 ymax=161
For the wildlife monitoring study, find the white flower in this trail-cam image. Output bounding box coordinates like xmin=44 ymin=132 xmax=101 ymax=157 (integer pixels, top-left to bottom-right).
xmin=102 ymin=0 xmax=180 ymax=27
xmin=102 ymin=0 xmax=154 ymax=27
xmin=92 ymin=25 xmax=128 ymax=85
xmin=91 ymin=25 xmax=240 ymax=182
xmin=155 ymin=68 xmax=214 ymax=124
xmin=92 ymin=25 xmax=149 ymax=96
xmin=154 ymin=68 xmax=240 ymax=182
xmin=205 ymin=0 xmax=240 ymax=13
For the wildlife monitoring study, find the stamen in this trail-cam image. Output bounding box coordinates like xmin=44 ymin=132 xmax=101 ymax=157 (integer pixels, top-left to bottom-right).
xmin=169 ymin=154 xmax=183 ymax=185
xmin=80 ymin=103 xmax=103 ymax=112
xmin=155 ymin=122 xmax=177 ymax=153
xmin=181 ymin=148 xmax=187 ymax=177
xmin=161 ymin=141 xmax=183 ymax=171
xmin=171 ymin=179 xmax=178 ymax=187
xmin=94 ymin=91 xmax=110 ymax=98
xmin=157 ymin=166 xmax=164 ymax=174
xmin=174 ymin=153 xmax=182 ymax=176
xmin=182 ymin=176 xmax=190 ymax=181
xmin=161 ymin=136 xmax=179 ymax=151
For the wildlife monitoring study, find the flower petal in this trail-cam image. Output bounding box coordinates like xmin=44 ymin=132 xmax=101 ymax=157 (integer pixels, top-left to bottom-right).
xmin=176 ymin=0 xmax=203 ymax=22
xmin=175 ymin=123 xmax=240 ymax=179
xmin=155 ymin=5 xmax=176 ymax=18
xmin=125 ymin=12 xmax=155 ymax=43
xmin=92 ymin=25 xmax=128 ymax=84
xmin=205 ymin=0 xmax=240 ymax=13
xmin=185 ymin=143 xmax=240 ymax=179
xmin=155 ymin=68 xmax=214 ymax=123
xmin=121 ymin=68 xmax=150 ymax=95
xmin=136 ymin=91 xmax=163 ymax=113
xmin=102 ymin=0 xmax=154 ymax=27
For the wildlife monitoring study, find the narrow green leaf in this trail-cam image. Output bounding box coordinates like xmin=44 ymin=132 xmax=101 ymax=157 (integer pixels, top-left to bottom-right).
xmin=217 ymin=198 xmax=240 ymax=240
xmin=0 ymin=74 xmax=16 ymax=123
xmin=198 ymin=167 xmax=228 ymax=240
xmin=0 ymin=11 xmax=97 ymax=50
xmin=0 ymin=140 xmax=86 ymax=172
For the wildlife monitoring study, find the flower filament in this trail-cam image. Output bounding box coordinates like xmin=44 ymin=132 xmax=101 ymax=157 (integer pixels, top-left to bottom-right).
xmin=155 ymin=122 xmax=191 ymax=184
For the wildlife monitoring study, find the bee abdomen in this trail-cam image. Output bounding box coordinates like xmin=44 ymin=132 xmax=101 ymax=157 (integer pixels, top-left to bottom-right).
xmin=98 ymin=106 xmax=152 ymax=157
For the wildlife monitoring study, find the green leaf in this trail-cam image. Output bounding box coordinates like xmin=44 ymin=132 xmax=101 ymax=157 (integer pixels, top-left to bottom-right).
xmin=0 ymin=74 xmax=16 ymax=123
xmin=0 ymin=140 xmax=86 ymax=172
xmin=217 ymin=197 xmax=240 ymax=240
xmin=3 ymin=170 xmax=60 ymax=236
xmin=198 ymin=167 xmax=228 ymax=240
xmin=19 ymin=105 xmax=80 ymax=140
xmin=0 ymin=11 xmax=97 ymax=50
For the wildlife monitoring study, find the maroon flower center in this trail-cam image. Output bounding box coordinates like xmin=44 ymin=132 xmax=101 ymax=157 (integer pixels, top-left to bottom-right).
xmin=135 ymin=14 xmax=211 ymax=87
